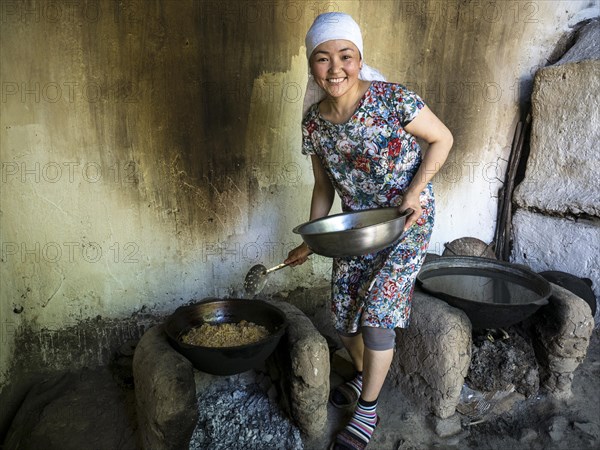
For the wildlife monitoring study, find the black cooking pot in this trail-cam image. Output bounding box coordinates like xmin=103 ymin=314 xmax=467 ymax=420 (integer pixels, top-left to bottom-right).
xmin=539 ymin=271 xmax=596 ymax=316
xmin=164 ymin=299 xmax=287 ymax=376
xmin=417 ymin=256 xmax=551 ymax=330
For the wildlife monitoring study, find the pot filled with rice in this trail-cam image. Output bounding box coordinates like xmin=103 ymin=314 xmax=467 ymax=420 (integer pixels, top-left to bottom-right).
xmin=164 ymin=299 xmax=287 ymax=375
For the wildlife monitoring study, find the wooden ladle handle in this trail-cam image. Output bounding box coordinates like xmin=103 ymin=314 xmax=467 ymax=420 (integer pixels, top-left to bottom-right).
xmin=265 ymin=250 xmax=313 ymax=274
xmin=265 ymin=262 xmax=290 ymax=274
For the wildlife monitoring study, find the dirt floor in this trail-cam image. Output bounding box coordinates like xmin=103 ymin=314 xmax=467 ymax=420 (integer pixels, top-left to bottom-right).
xmin=3 ymin=327 xmax=598 ymax=449
xmin=307 ymin=327 xmax=600 ymax=450
xmin=0 ymin=316 xmax=600 ymax=450
xmin=297 ymin=280 xmax=600 ymax=450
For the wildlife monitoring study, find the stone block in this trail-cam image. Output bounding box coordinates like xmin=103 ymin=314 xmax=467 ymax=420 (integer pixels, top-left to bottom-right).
xmin=389 ymin=291 xmax=472 ymax=419
xmin=548 ymin=415 xmax=569 ymax=441
xmin=520 ymin=428 xmax=538 ymax=443
xmin=526 ymin=283 xmax=594 ymax=398
xmin=557 ymin=19 xmax=600 ymax=65
xmin=514 ymin=59 xmax=600 ymax=217
xmin=574 ymin=421 xmax=600 ymax=439
xmin=430 ymin=413 xmax=463 ymax=438
xmin=265 ymin=300 xmax=330 ymax=437
xmin=133 ymin=325 xmax=198 ymax=450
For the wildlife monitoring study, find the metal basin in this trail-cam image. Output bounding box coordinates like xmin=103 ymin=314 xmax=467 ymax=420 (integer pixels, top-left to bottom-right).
xmin=164 ymin=299 xmax=287 ymax=375
xmin=293 ymin=207 xmax=410 ymax=258
xmin=417 ymin=256 xmax=551 ymax=329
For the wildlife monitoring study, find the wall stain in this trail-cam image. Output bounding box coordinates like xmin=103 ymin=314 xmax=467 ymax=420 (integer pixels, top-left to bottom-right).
xmin=1 ymin=0 xmax=592 ymax=402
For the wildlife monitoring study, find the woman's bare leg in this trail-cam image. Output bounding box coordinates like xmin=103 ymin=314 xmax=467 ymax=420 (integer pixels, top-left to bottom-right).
xmin=339 ymin=334 xmax=394 ymax=400
xmin=361 ymin=347 xmax=394 ymax=401
xmin=339 ymin=334 xmax=365 ymax=372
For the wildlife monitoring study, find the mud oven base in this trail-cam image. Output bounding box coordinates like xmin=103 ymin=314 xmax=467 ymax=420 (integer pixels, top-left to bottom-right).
xmin=132 ymin=285 xmax=593 ymax=448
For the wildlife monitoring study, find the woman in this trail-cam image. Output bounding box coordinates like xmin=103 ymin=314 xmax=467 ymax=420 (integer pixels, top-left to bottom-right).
xmin=285 ymin=12 xmax=453 ymax=450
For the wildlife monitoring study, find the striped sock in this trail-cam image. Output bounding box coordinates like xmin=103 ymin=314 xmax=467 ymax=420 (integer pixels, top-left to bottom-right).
xmin=349 ymin=372 xmax=363 ymax=394
xmin=350 ymin=372 xmax=363 ymax=393
xmin=331 ymin=372 xmax=363 ymax=407
xmin=335 ymin=397 xmax=378 ymax=449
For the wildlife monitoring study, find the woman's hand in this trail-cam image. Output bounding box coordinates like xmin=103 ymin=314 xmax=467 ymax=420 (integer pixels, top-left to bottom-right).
xmin=284 ymin=242 xmax=312 ymax=266
xmin=398 ymin=191 xmax=422 ymax=232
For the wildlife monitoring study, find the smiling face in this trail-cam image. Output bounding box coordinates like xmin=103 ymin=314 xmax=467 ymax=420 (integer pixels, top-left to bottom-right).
xmin=309 ymin=39 xmax=362 ymax=99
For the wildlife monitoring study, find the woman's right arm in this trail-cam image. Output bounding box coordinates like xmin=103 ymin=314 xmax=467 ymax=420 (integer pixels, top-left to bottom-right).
xmin=285 ymin=155 xmax=334 ymax=266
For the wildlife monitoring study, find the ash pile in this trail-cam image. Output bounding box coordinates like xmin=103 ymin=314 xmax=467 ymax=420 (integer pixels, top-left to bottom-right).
xmin=189 ymin=371 xmax=304 ymax=450
xmin=467 ymin=327 xmax=539 ymax=398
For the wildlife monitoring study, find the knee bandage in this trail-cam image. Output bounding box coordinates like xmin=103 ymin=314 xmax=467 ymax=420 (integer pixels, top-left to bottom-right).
xmin=361 ymin=326 xmax=396 ymax=351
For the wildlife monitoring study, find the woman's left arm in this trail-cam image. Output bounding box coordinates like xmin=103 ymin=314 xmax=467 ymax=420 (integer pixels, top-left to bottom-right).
xmin=399 ymin=105 xmax=453 ymax=231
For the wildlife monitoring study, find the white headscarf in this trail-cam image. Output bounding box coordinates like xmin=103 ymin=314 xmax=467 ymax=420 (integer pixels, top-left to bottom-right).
xmin=303 ymin=12 xmax=386 ymax=116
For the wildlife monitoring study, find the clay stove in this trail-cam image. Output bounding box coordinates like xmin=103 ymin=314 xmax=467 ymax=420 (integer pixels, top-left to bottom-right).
xmin=132 ymin=299 xmax=330 ymax=449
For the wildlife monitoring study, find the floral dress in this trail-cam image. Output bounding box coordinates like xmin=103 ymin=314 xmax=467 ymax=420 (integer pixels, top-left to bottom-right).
xmin=302 ymin=81 xmax=435 ymax=332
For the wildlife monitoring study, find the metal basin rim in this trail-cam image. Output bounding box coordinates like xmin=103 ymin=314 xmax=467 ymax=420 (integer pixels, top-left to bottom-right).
xmin=292 ymin=207 xmax=409 ymax=235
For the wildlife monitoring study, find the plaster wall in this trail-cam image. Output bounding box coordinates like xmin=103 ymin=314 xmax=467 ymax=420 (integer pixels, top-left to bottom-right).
xmin=511 ymin=210 xmax=600 ymax=305
xmin=512 ymin=22 xmax=600 ymax=316
xmin=1 ymin=0 xmax=596 ymax=388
